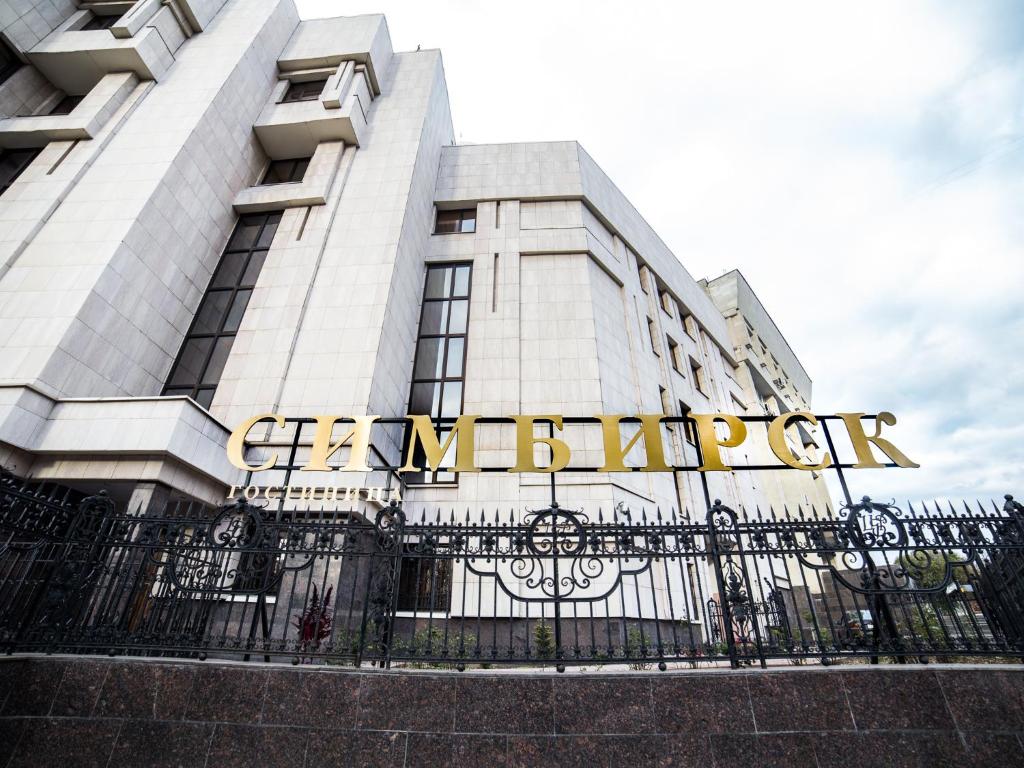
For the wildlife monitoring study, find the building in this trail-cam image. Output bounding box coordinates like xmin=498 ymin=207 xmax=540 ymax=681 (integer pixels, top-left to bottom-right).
xmin=702 ymin=269 xmax=833 ymax=515
xmin=0 ymin=0 xmax=833 ymax=642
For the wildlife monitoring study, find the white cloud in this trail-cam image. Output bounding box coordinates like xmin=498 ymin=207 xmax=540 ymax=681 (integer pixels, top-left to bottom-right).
xmin=296 ymin=0 xmax=1024 ymax=502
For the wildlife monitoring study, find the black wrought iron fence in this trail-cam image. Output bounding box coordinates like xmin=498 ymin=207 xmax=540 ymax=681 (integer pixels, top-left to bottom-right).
xmin=1 ymin=471 xmax=1023 ymax=669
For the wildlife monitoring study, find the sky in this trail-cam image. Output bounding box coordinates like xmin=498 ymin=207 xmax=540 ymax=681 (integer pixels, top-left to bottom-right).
xmin=295 ymin=0 xmax=1024 ymax=504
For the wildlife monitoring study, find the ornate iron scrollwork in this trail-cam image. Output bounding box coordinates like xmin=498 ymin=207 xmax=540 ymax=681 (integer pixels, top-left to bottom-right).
xmin=464 ymin=503 xmax=655 ymax=603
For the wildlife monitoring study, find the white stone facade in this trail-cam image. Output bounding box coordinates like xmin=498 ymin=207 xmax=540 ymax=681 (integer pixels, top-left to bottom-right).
xmin=0 ymin=0 xmax=831 ymax=534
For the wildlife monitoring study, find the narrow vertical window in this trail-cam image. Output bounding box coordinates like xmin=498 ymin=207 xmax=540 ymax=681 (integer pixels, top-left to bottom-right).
xmin=163 ymin=212 xmax=282 ymax=409
xmin=679 ymin=401 xmax=697 ymax=445
xmin=406 ymin=263 xmax=472 ymax=484
xmin=647 ymin=317 xmax=660 ymax=356
xmin=689 ymin=357 xmax=707 ymax=395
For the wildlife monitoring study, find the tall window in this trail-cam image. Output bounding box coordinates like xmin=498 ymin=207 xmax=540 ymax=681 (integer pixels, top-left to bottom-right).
xmin=434 ymin=208 xmax=476 ymax=234
xmin=163 ymin=212 xmax=282 ymax=409
xmin=406 ymin=263 xmax=471 ymax=484
xmin=678 ymin=401 xmax=697 ymax=445
xmin=647 ymin=317 xmax=660 ymax=356
xmin=689 ymin=357 xmax=707 ymax=395
xmin=0 ymin=39 xmax=21 ymax=86
xmin=667 ymin=336 xmax=684 ymax=374
xmin=0 ymin=149 xmax=39 ymax=198
xmin=281 ymin=78 xmax=327 ymax=103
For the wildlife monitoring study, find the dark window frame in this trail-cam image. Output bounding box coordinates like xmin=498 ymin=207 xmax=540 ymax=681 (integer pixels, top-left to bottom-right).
xmin=396 ymin=542 xmax=453 ymax=614
xmin=0 ymin=38 xmax=22 ymax=86
xmin=433 ymin=208 xmax=476 ymax=234
xmin=79 ymin=13 xmax=119 ymax=30
xmin=689 ymin=357 xmax=707 ymax=395
xmin=280 ymin=78 xmax=328 ymax=103
xmin=48 ymin=94 xmax=83 ymax=115
xmin=647 ymin=317 xmax=660 ymax=357
xmin=0 ymin=148 xmax=40 ymax=198
xmin=679 ymin=401 xmax=697 ymax=445
xmin=667 ymin=336 xmax=684 ymax=375
xmin=162 ymin=212 xmax=283 ymax=409
xmin=260 ymin=157 xmax=311 ymax=185
xmin=404 ymin=262 xmax=472 ymax=485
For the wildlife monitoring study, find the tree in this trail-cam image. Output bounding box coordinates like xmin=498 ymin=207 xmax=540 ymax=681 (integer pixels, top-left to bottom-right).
xmin=533 ymin=620 xmax=555 ymax=659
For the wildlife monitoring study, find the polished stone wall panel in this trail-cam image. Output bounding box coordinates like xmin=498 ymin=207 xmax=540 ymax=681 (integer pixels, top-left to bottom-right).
xmin=1 ymin=658 xmax=1022 ymax=768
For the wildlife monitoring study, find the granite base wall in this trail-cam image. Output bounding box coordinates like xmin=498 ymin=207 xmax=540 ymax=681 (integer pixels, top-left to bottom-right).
xmin=1 ymin=657 xmax=1023 ymax=767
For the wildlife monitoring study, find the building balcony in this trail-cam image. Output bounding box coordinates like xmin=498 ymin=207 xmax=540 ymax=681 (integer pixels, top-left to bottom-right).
xmin=23 ymin=2 xmax=193 ymax=95
xmin=0 ymin=72 xmax=141 ymax=148
xmin=253 ymin=62 xmax=372 ymax=159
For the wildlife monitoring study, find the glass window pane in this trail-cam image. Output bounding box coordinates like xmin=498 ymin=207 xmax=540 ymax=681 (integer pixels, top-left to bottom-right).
xmin=193 ymin=290 xmax=231 ymax=334
xmin=419 ymin=301 xmax=448 ymax=335
xmin=440 ymin=382 xmax=462 ymax=418
xmin=445 ymin=338 xmax=464 ymax=377
xmin=436 ymin=430 xmax=456 ymax=467
xmin=261 ymin=160 xmax=291 ymax=185
xmin=410 ymin=382 xmax=440 ymax=416
xmin=256 ymin=213 xmax=281 ymax=249
xmin=413 ymin=338 xmax=444 ymax=379
xmin=163 ymin=388 xmax=191 ymax=397
xmin=194 ymin=389 xmax=215 ymax=409
xmin=459 ymin=214 xmax=476 ymax=233
xmin=452 ymin=266 xmax=470 ymax=296
xmin=222 ymin=289 xmax=252 ymax=333
xmin=292 ymin=157 xmax=310 ymax=180
xmin=167 ymin=338 xmax=212 ymax=387
xmin=424 ymin=267 xmax=451 ymax=299
xmin=434 ymin=211 xmax=459 ymax=234
xmin=227 ymin=216 xmax=263 ymax=251
xmin=210 ymin=252 xmax=247 ymax=288
xmin=202 ymin=336 xmax=234 ymax=385
xmin=241 ymin=251 xmax=267 ymax=286
xmin=448 ymin=300 xmax=468 ymax=333
xmin=0 ymin=149 xmax=38 ymax=195
xmin=0 ymin=40 xmax=22 ymax=87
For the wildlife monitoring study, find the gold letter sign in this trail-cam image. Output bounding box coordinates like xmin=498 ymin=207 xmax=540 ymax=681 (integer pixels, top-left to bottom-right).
xmin=227 ymin=413 xmax=285 ymax=471
xmin=596 ymin=414 xmax=671 ymax=472
xmin=509 ymin=415 xmax=571 ymax=473
xmin=227 ymin=411 xmax=921 ymax=474
xmin=400 ymin=415 xmax=481 ymax=473
xmin=301 ymin=415 xmax=379 ymax=472
xmin=767 ymin=411 xmax=832 ymax=471
xmin=693 ymin=413 xmax=747 ymax=471
xmin=837 ymin=412 xmax=920 ymax=468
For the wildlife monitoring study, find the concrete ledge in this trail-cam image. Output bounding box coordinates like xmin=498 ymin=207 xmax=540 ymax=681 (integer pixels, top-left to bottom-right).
xmin=1 ymin=656 xmax=1022 ymax=767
